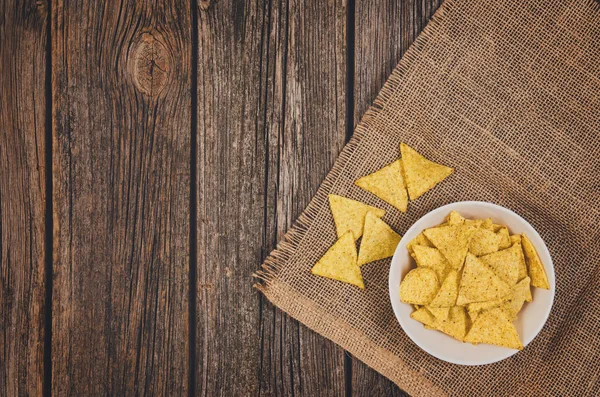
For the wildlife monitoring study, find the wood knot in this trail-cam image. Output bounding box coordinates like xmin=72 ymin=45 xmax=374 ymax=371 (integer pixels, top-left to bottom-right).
xmin=130 ymin=32 xmax=171 ymax=96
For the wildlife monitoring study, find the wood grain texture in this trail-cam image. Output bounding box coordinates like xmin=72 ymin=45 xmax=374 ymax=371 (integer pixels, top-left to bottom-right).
xmin=51 ymin=1 xmax=191 ymax=395
xmin=0 ymin=1 xmax=48 ymax=396
xmin=352 ymin=0 xmax=441 ymax=395
xmin=196 ymin=0 xmax=347 ymax=395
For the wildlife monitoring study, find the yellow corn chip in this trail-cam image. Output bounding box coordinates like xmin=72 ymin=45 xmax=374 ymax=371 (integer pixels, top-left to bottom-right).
xmin=464 ymin=219 xmax=484 ymax=229
xmin=413 ymin=304 xmax=422 ymax=310
xmin=469 ymin=228 xmax=502 ymax=256
xmin=437 ymin=306 xmax=469 ymax=341
xmin=429 ymin=270 xmax=459 ymax=307
xmin=357 ymin=212 xmax=401 ymax=266
xmin=511 ymin=240 xmax=529 ymax=281
xmin=456 ymin=253 xmax=511 ymax=305
xmin=424 ymin=224 xmax=476 ymax=270
xmin=412 ymin=245 xmax=451 ymax=281
xmin=328 ymin=194 xmax=385 ymax=240
xmin=482 ymin=218 xmax=494 ymax=230
xmin=466 ymin=299 xmax=502 ymax=322
xmin=406 ymin=232 xmax=434 ymax=259
xmin=400 ymin=268 xmax=440 ymax=305
xmin=496 ymin=227 xmax=512 ymax=250
xmin=428 ymin=306 xmax=450 ymax=321
xmin=521 ymin=234 xmax=550 ymax=290
xmin=311 ymin=232 xmax=364 ymax=289
xmin=464 ymin=308 xmax=523 ymax=350
xmin=502 ymin=277 xmax=532 ymax=320
xmin=410 ymin=307 xmax=437 ymax=328
xmin=510 ymin=234 xmax=521 ymax=244
xmin=447 ymin=211 xmax=465 ymax=225
xmin=355 ymin=160 xmax=408 ymax=212
xmin=478 ymin=244 xmax=521 ymax=286
xmin=400 ymin=143 xmax=454 ymax=200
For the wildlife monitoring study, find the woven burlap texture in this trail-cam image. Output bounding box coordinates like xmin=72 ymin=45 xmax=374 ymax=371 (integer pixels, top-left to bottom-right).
xmin=255 ymin=0 xmax=600 ymax=395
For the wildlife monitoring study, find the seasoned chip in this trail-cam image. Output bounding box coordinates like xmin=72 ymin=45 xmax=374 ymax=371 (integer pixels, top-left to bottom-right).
xmin=464 ymin=219 xmax=484 ymax=229
xmin=400 ymin=143 xmax=454 ymax=200
xmin=437 ymin=306 xmax=469 ymax=341
xmin=428 ymin=306 xmax=450 ymax=321
xmin=521 ymin=234 xmax=550 ymax=290
xmin=479 ymin=244 xmax=522 ymax=286
xmin=424 ymin=224 xmax=476 ymax=270
xmin=311 ymin=232 xmax=364 ymax=288
xmin=496 ymin=227 xmax=512 ymax=250
xmin=357 ymin=212 xmax=401 ymax=266
xmin=466 ymin=299 xmax=502 ymax=322
xmin=406 ymin=232 xmax=434 ymax=259
xmin=328 ymin=194 xmax=385 ymax=240
xmin=502 ymin=277 xmax=532 ymax=320
xmin=400 ymin=268 xmax=440 ymax=305
xmin=464 ymin=308 xmax=523 ymax=350
xmin=481 ymin=218 xmax=494 ymax=230
xmin=469 ymin=228 xmax=502 ymax=256
xmin=412 ymin=245 xmax=451 ymax=281
xmin=410 ymin=307 xmax=437 ymax=328
xmin=456 ymin=253 xmax=510 ymax=305
xmin=510 ymin=239 xmax=529 ymax=281
xmin=355 ymin=160 xmax=408 ymax=212
xmin=429 ymin=270 xmax=459 ymax=307
xmin=447 ymin=211 xmax=465 ymax=225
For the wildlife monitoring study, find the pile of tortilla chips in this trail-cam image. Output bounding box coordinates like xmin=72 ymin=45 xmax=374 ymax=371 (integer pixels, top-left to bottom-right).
xmin=400 ymin=211 xmax=550 ymax=350
xmin=312 ymin=143 xmax=453 ymax=288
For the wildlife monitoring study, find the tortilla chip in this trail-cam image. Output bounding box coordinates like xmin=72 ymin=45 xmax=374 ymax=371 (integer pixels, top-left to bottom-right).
xmin=400 ymin=268 xmax=440 ymax=305
xmin=428 ymin=306 xmax=450 ymax=321
xmin=464 ymin=308 xmax=523 ymax=350
xmin=311 ymin=232 xmax=364 ymax=288
xmin=429 ymin=270 xmax=459 ymax=307
xmin=521 ymin=234 xmax=550 ymax=289
xmin=410 ymin=307 xmax=437 ymax=328
xmin=437 ymin=306 xmax=470 ymax=341
xmin=482 ymin=218 xmax=494 ymax=230
xmin=467 ymin=299 xmax=502 ymax=322
xmin=424 ymin=224 xmax=476 ymax=270
xmin=328 ymin=194 xmax=385 ymax=240
xmin=357 ymin=212 xmax=401 ymax=266
xmin=464 ymin=219 xmax=484 ymax=229
xmin=469 ymin=228 xmax=502 ymax=256
xmin=456 ymin=253 xmax=511 ymax=305
xmin=496 ymin=227 xmax=512 ymax=250
xmin=478 ymin=244 xmax=521 ymax=286
xmin=502 ymin=277 xmax=532 ymax=320
xmin=412 ymin=245 xmax=451 ymax=281
xmin=400 ymin=143 xmax=454 ymax=200
xmin=406 ymin=232 xmax=434 ymax=259
xmin=355 ymin=160 xmax=409 ymax=212
xmin=447 ymin=211 xmax=465 ymax=225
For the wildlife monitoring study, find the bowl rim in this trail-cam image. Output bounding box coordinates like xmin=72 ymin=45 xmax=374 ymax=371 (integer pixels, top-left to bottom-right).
xmin=388 ymin=201 xmax=555 ymax=365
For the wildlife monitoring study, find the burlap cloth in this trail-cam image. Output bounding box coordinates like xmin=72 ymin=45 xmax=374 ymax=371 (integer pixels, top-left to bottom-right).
xmin=255 ymin=0 xmax=600 ymax=395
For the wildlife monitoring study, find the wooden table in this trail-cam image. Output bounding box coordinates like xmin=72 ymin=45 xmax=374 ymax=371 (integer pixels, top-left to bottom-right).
xmin=1 ymin=0 xmax=440 ymax=395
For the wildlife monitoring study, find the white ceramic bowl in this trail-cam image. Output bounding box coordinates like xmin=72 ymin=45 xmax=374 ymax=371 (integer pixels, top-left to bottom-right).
xmin=389 ymin=201 xmax=555 ymax=365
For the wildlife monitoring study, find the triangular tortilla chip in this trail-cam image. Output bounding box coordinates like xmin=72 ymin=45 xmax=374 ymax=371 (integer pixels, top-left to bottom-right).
xmin=496 ymin=227 xmax=512 ymax=250
xmin=464 ymin=308 xmax=523 ymax=350
xmin=357 ymin=212 xmax=401 ymax=266
xmin=400 ymin=268 xmax=440 ymax=305
xmin=355 ymin=160 xmax=409 ymax=212
xmin=521 ymin=234 xmax=550 ymax=289
xmin=328 ymin=194 xmax=385 ymax=240
xmin=436 ymin=306 xmax=469 ymax=341
xmin=481 ymin=218 xmax=494 ymax=230
xmin=424 ymin=225 xmax=476 ymax=270
xmin=479 ymin=244 xmax=522 ymax=286
xmin=466 ymin=299 xmax=503 ymax=322
xmin=428 ymin=306 xmax=450 ymax=321
xmin=311 ymin=232 xmax=364 ymax=288
xmin=456 ymin=253 xmax=511 ymax=305
xmin=410 ymin=307 xmax=437 ymax=328
xmin=446 ymin=211 xmax=465 ymax=225
xmin=412 ymin=245 xmax=451 ymax=281
xmin=400 ymin=143 xmax=454 ymax=200
xmin=429 ymin=270 xmax=459 ymax=307
xmin=502 ymin=277 xmax=532 ymax=320
xmin=511 ymin=240 xmax=529 ymax=281
xmin=469 ymin=228 xmax=502 ymax=256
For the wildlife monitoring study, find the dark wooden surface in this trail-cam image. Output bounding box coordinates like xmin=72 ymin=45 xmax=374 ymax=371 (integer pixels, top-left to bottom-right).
xmin=0 ymin=0 xmax=440 ymax=395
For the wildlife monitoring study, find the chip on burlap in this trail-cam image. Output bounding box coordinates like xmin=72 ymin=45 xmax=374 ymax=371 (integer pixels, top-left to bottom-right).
xmin=255 ymin=0 xmax=600 ymax=395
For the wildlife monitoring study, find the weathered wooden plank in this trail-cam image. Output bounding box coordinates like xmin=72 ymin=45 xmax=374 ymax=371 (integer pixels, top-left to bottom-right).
xmin=196 ymin=0 xmax=347 ymax=394
xmin=0 ymin=1 xmax=48 ymax=396
xmin=52 ymin=1 xmax=191 ymax=395
xmin=352 ymin=0 xmax=441 ymax=395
